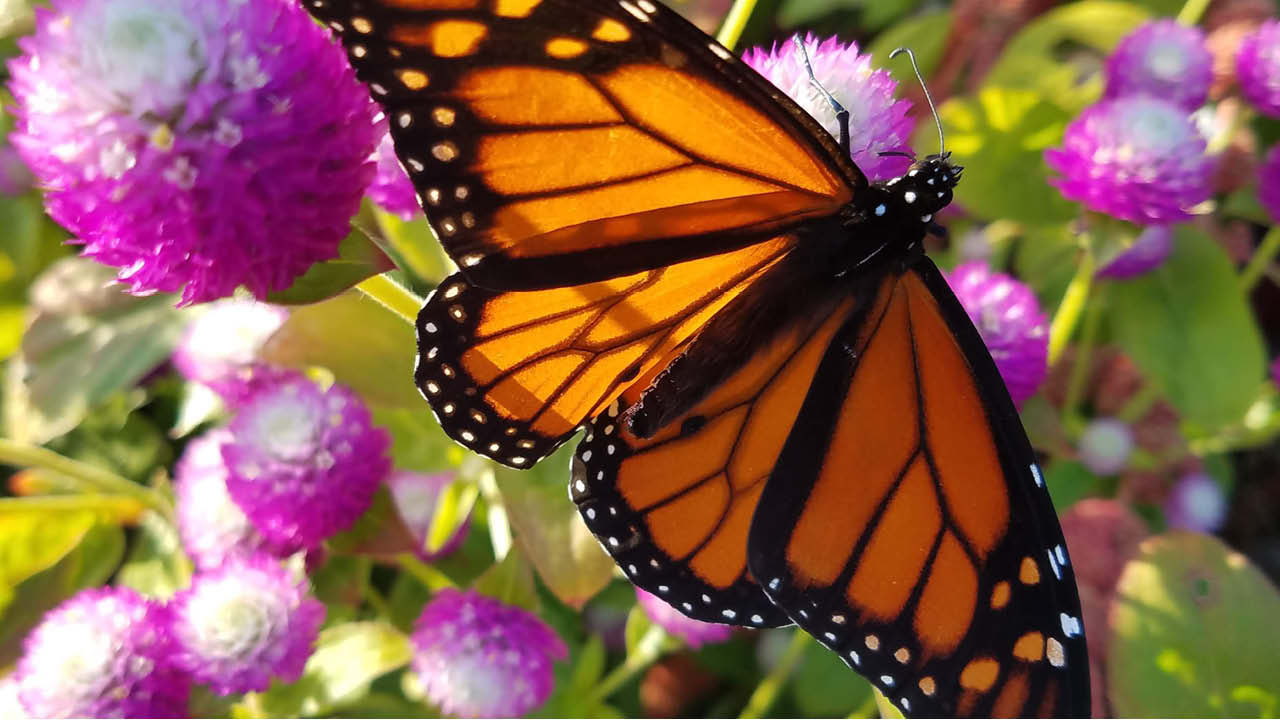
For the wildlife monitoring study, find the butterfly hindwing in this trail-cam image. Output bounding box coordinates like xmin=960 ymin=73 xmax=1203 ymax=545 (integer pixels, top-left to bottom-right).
xmin=747 ymin=259 xmax=1089 ymax=718
xmin=416 ymin=237 xmax=794 ymax=466
xmin=568 ymin=262 xmax=891 ymax=627
xmin=306 ymin=0 xmax=861 ymax=290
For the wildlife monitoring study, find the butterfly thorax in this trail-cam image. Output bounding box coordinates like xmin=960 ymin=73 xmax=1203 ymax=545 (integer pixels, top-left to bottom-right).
xmin=838 ymin=153 xmax=962 ymax=270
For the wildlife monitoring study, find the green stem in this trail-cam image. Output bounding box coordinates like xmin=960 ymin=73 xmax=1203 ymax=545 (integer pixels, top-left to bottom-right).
xmin=739 ymin=629 xmax=809 ymax=718
xmin=355 ymin=273 xmax=422 ymax=325
xmin=715 ymin=0 xmax=759 ymax=50
xmin=395 ymin=552 xmax=457 ymax=591
xmin=846 ymin=691 xmax=878 ymax=719
xmin=1116 ymin=380 xmax=1163 ymax=423
xmin=1239 ymin=226 xmax=1280 ymax=292
xmin=1047 ymin=245 xmax=1095 ymax=366
xmin=0 ymin=439 xmax=172 ymax=521
xmin=583 ymin=625 xmax=666 ymax=707
xmin=1062 ymin=284 xmax=1106 ymax=429
xmin=1175 ymin=0 xmax=1212 ymax=25
xmin=0 ymin=494 xmax=146 ymax=518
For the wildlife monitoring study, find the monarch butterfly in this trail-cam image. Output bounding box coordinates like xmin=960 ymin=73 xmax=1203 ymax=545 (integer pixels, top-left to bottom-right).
xmin=303 ymin=0 xmax=1090 ymax=715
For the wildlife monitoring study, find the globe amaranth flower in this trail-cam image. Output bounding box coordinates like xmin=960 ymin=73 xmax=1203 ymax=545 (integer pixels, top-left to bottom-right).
xmin=1164 ymin=472 xmax=1228 ymax=532
xmin=172 ymin=299 xmax=288 ymax=399
xmin=1097 ymin=225 xmax=1174 ymax=279
xmin=1236 ymin=19 xmax=1280 ymax=117
xmin=743 ymin=35 xmax=914 ymax=181
xmin=1078 ymin=418 xmax=1135 ymax=475
xmin=7 ymin=0 xmax=378 ymax=305
xmin=1045 ymin=96 xmax=1214 ymax=225
xmin=386 ymin=471 xmax=470 ymax=561
xmin=1257 ymin=144 xmax=1280 ymax=223
xmin=176 ymin=429 xmax=293 ymax=570
xmin=222 ymin=374 xmax=390 ymax=549
xmin=944 ymin=262 xmax=1048 ymax=407
xmin=1104 ymin=20 xmax=1212 ymax=110
xmin=635 ymin=588 xmax=733 ymax=648
xmin=171 ymin=553 xmax=324 ymax=694
xmin=15 ymin=587 xmax=189 ymax=718
xmin=367 ymin=129 xmax=421 ymax=220
xmin=411 ymin=589 xmax=567 ymax=718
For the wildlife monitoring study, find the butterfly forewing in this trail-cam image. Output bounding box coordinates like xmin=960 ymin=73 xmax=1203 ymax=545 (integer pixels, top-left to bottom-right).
xmin=306 ymin=0 xmax=862 ymax=290
xmin=747 ymin=260 xmax=1089 ymax=717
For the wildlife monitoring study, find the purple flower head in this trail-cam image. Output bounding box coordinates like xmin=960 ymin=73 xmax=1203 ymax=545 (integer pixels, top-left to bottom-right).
xmin=1104 ymin=20 xmax=1211 ymax=110
xmin=1164 ymin=472 xmax=1227 ymax=532
xmin=176 ymin=429 xmax=295 ymax=570
xmin=635 ymin=588 xmax=733 ymax=648
xmin=1045 ymin=97 xmax=1213 ymax=225
xmin=944 ymin=262 xmax=1048 ymax=407
xmin=367 ymin=129 xmax=421 ymax=220
xmin=172 ymin=299 xmax=288 ymax=398
xmin=1258 ymin=144 xmax=1280 ymax=223
xmin=1237 ymin=20 xmax=1280 ymax=118
xmin=172 ymin=553 xmax=324 ymax=694
xmin=1078 ymin=417 xmax=1134 ymax=476
xmin=411 ymin=589 xmax=567 ymax=718
xmin=15 ymin=587 xmax=189 ymax=718
xmin=1098 ymin=225 xmax=1174 ymax=279
xmin=223 ymin=375 xmax=391 ymax=549
xmin=7 ymin=0 xmax=378 ymax=304
xmin=386 ymin=471 xmax=470 ymax=561
xmin=743 ymin=35 xmax=914 ymax=181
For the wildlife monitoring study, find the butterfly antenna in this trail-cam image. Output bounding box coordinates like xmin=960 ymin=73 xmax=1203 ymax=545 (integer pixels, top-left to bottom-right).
xmin=889 ymin=47 xmax=945 ymax=156
xmin=793 ymin=36 xmax=850 ymax=155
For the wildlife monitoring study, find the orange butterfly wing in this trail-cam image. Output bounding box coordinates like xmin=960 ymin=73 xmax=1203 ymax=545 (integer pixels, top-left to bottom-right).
xmin=415 ymin=237 xmax=793 ymax=464
xmin=305 ymin=0 xmax=861 ymax=290
xmin=747 ymin=260 xmax=1089 ymax=717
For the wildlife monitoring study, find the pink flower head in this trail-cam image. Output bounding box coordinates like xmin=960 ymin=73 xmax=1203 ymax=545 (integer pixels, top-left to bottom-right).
xmin=944 ymin=262 xmax=1048 ymax=407
xmin=636 ymin=588 xmax=734 ymax=648
xmin=1237 ymin=19 xmax=1280 ymax=118
xmin=1104 ymin=20 xmax=1212 ymax=110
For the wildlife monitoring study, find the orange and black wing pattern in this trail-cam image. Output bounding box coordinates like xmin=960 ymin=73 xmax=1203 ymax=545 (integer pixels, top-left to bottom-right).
xmin=304 ymin=0 xmax=861 ymax=290
xmin=415 ymin=238 xmax=793 ymax=465
xmin=748 ymin=259 xmax=1089 ymax=717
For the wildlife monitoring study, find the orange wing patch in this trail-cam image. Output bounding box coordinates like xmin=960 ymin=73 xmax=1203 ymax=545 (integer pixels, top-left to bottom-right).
xmin=308 ymin=0 xmax=857 ymax=290
xmin=416 ymin=238 xmax=792 ymax=467
xmin=570 ymin=294 xmax=858 ymax=627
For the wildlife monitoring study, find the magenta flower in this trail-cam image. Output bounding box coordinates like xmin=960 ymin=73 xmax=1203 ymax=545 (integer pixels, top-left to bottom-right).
xmin=172 ymin=299 xmax=288 ymax=399
xmin=944 ymin=262 xmax=1048 ymax=407
xmin=1098 ymin=225 xmax=1174 ymax=279
xmin=367 ymin=130 xmax=421 ymax=220
xmin=635 ymin=588 xmax=734 ymax=648
xmin=411 ymin=589 xmax=567 ymax=718
xmin=1045 ymin=97 xmax=1213 ymax=225
xmin=1164 ymin=472 xmax=1228 ymax=533
xmin=175 ymin=429 xmax=291 ymax=570
xmin=1237 ymin=19 xmax=1280 ymax=118
xmin=1258 ymin=144 xmax=1280 ymax=224
xmin=743 ymin=35 xmax=914 ymax=181
xmin=15 ymin=588 xmax=189 ymax=718
xmin=172 ymin=553 xmax=324 ymax=694
xmin=222 ymin=375 xmax=391 ymax=549
xmin=1104 ymin=20 xmax=1211 ymax=110
xmin=1078 ymin=418 xmax=1135 ymax=476
xmin=386 ymin=471 xmax=470 ymax=561
xmin=6 ymin=0 xmax=378 ymax=304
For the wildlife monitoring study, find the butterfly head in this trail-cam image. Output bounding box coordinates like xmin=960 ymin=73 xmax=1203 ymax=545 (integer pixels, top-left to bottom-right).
xmin=885 ymin=152 xmax=962 ymax=221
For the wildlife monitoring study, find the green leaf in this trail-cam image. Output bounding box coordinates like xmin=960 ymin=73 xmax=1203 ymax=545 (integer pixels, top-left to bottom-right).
xmin=985 ymin=1 xmax=1151 ymax=113
xmin=790 ymin=633 xmax=873 ymax=716
xmin=261 ymin=289 xmax=419 ymax=408
xmin=493 ymin=444 xmax=615 ymax=609
xmin=1107 ymin=226 xmax=1266 ymax=433
xmin=4 ymin=259 xmax=187 ymax=444
xmin=934 ymin=87 xmax=1075 ymax=225
xmin=371 ymin=406 xmax=462 ymax=472
xmin=266 ymin=227 xmax=395 ymax=305
xmin=778 ymin=0 xmax=922 ymax=33
xmin=1109 ymin=532 xmax=1280 ymax=717
xmin=372 ymin=209 xmax=451 ymax=289
xmin=115 ymin=511 xmax=191 ymax=598
xmin=867 ymin=9 xmax=952 ymax=91
xmin=0 ymin=521 xmax=124 ymax=666
xmin=472 ymin=544 xmax=539 ymax=611
xmin=567 ymin=634 xmax=608 ymax=698
xmin=1043 ymin=460 xmax=1105 ymax=513
xmin=0 ymin=509 xmax=99 ymax=617
xmin=254 ymin=622 xmax=413 ymax=717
